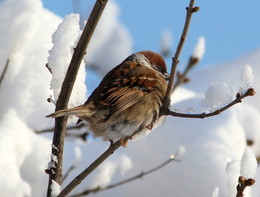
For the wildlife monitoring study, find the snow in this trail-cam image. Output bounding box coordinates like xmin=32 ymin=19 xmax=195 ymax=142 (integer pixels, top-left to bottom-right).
xmin=51 ymin=180 xmax=61 ymax=197
xmin=74 ymin=145 xmax=82 ymax=165
xmin=176 ymin=145 xmax=186 ymax=157
xmin=225 ymin=147 xmax=257 ymax=197
xmin=89 ymin=154 xmax=132 ymax=189
xmin=239 ymin=64 xmax=255 ymax=94
xmin=192 ymin=36 xmax=206 ymax=61
xmin=0 ymin=0 xmax=60 ymax=130
xmin=0 ymin=109 xmax=51 ymax=196
xmin=202 ymin=82 xmax=233 ymax=112
xmin=0 ymin=0 xmax=260 ymax=196
xmin=170 ymin=86 xmax=196 ymax=105
xmin=226 ymin=160 xmax=240 ymax=197
xmin=211 ymin=187 xmax=219 ymax=197
xmin=90 ymin=161 xmax=116 ymax=189
xmin=0 ymin=109 xmax=32 ymax=197
xmin=48 ymin=14 xmax=87 ymax=109
xmin=50 ymin=154 xmax=58 ymax=170
xmin=118 ymin=154 xmax=133 ymax=176
xmin=240 ymin=147 xmax=257 ymax=179
xmin=160 ymin=30 xmax=172 ymax=56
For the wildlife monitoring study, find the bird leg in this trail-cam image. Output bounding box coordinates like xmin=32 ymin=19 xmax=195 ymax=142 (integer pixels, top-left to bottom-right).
xmin=119 ymin=136 xmax=133 ymax=148
xmin=109 ymin=137 xmax=131 ymax=148
xmin=119 ymin=137 xmax=128 ymax=148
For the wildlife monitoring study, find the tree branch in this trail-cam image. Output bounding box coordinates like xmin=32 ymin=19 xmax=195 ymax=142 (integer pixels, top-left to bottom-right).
xmin=0 ymin=59 xmax=10 ymax=89
xmin=36 ymin=124 xmax=88 ymax=141
xmin=36 ymin=123 xmax=86 ymax=134
xmin=166 ymin=88 xmax=256 ymax=118
xmin=172 ymin=56 xmax=199 ymax=92
xmin=236 ymin=176 xmax=255 ymax=197
xmin=57 ymin=138 xmax=127 ymax=197
xmin=161 ymin=0 xmax=199 ymax=114
xmin=69 ymin=155 xmax=178 ymax=197
xmin=62 ymin=165 xmax=77 ymax=184
xmin=46 ymin=0 xmax=108 ymax=196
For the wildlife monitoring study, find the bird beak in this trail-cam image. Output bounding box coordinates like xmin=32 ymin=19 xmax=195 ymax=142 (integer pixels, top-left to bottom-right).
xmin=164 ymin=72 xmax=170 ymax=81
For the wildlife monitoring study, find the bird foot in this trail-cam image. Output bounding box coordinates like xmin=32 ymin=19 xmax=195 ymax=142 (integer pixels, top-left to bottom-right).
xmin=119 ymin=136 xmax=133 ymax=148
xmin=120 ymin=138 xmax=128 ymax=148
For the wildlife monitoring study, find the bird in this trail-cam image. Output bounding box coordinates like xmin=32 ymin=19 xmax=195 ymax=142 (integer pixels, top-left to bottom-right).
xmin=46 ymin=50 xmax=169 ymax=144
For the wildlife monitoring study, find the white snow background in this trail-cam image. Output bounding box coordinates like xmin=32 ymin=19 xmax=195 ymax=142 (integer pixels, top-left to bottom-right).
xmin=0 ymin=0 xmax=259 ymax=196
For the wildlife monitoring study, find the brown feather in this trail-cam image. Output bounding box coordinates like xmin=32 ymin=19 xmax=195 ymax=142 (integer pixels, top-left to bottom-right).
xmin=85 ymin=59 xmax=165 ymax=118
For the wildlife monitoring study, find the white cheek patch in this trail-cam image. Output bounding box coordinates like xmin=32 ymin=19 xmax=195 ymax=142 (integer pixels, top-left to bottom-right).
xmin=130 ymin=53 xmax=152 ymax=69
xmin=131 ymin=54 xmax=166 ymax=79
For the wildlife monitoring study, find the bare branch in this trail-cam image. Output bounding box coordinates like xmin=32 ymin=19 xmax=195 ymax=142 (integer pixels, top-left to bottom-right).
xmin=161 ymin=0 xmax=199 ymax=114
xmin=236 ymin=176 xmax=255 ymax=197
xmin=36 ymin=124 xmax=89 ymax=141
xmin=62 ymin=165 xmax=77 ymax=184
xmin=70 ymin=155 xmax=178 ymax=197
xmin=36 ymin=123 xmax=86 ymax=134
xmin=172 ymin=56 xmax=198 ymax=92
xmin=57 ymin=138 xmax=126 ymax=197
xmin=0 ymin=59 xmax=10 ymax=88
xmin=46 ymin=0 xmax=109 ymax=196
xmin=166 ymin=88 xmax=256 ymax=118
xmin=66 ymin=132 xmax=89 ymax=142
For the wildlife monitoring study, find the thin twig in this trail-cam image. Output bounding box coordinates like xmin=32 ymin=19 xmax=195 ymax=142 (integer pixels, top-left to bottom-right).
xmin=166 ymin=88 xmax=256 ymax=118
xmin=57 ymin=138 xmax=126 ymax=197
xmin=36 ymin=124 xmax=88 ymax=141
xmin=62 ymin=165 xmax=77 ymax=184
xmin=0 ymin=59 xmax=10 ymax=88
xmin=161 ymin=0 xmax=198 ymax=114
xmin=46 ymin=0 xmax=108 ymax=196
xmin=172 ymin=56 xmax=199 ymax=92
xmin=36 ymin=124 xmax=86 ymax=134
xmin=70 ymin=155 xmax=178 ymax=197
xmin=66 ymin=132 xmax=89 ymax=141
xmin=236 ymin=176 xmax=255 ymax=197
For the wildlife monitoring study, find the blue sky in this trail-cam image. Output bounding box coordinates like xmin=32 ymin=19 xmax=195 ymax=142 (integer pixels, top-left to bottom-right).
xmin=42 ymin=0 xmax=260 ymax=68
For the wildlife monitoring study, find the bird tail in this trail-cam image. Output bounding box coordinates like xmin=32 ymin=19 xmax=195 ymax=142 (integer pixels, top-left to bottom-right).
xmin=46 ymin=105 xmax=90 ymax=118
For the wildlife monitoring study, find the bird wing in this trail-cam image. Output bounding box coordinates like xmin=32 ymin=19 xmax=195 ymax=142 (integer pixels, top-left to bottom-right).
xmin=87 ymin=60 xmax=163 ymax=118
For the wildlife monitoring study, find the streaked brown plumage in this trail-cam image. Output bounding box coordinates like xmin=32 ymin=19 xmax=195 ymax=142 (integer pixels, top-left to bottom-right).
xmin=46 ymin=51 xmax=169 ymax=142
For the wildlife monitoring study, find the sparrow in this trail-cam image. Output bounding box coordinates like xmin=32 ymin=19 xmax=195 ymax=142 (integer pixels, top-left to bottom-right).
xmin=46 ymin=50 xmax=169 ymax=143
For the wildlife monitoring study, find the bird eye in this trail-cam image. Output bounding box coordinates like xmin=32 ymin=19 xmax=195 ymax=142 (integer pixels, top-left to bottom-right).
xmin=154 ymin=65 xmax=165 ymax=74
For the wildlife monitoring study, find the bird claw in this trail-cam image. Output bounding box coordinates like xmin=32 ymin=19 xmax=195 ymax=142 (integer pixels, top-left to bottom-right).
xmin=119 ymin=136 xmax=133 ymax=148
xmin=109 ymin=137 xmax=131 ymax=148
xmin=120 ymin=138 xmax=128 ymax=148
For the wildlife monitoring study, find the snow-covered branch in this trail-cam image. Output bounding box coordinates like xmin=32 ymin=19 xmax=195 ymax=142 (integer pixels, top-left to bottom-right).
xmin=46 ymin=0 xmax=109 ymax=196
